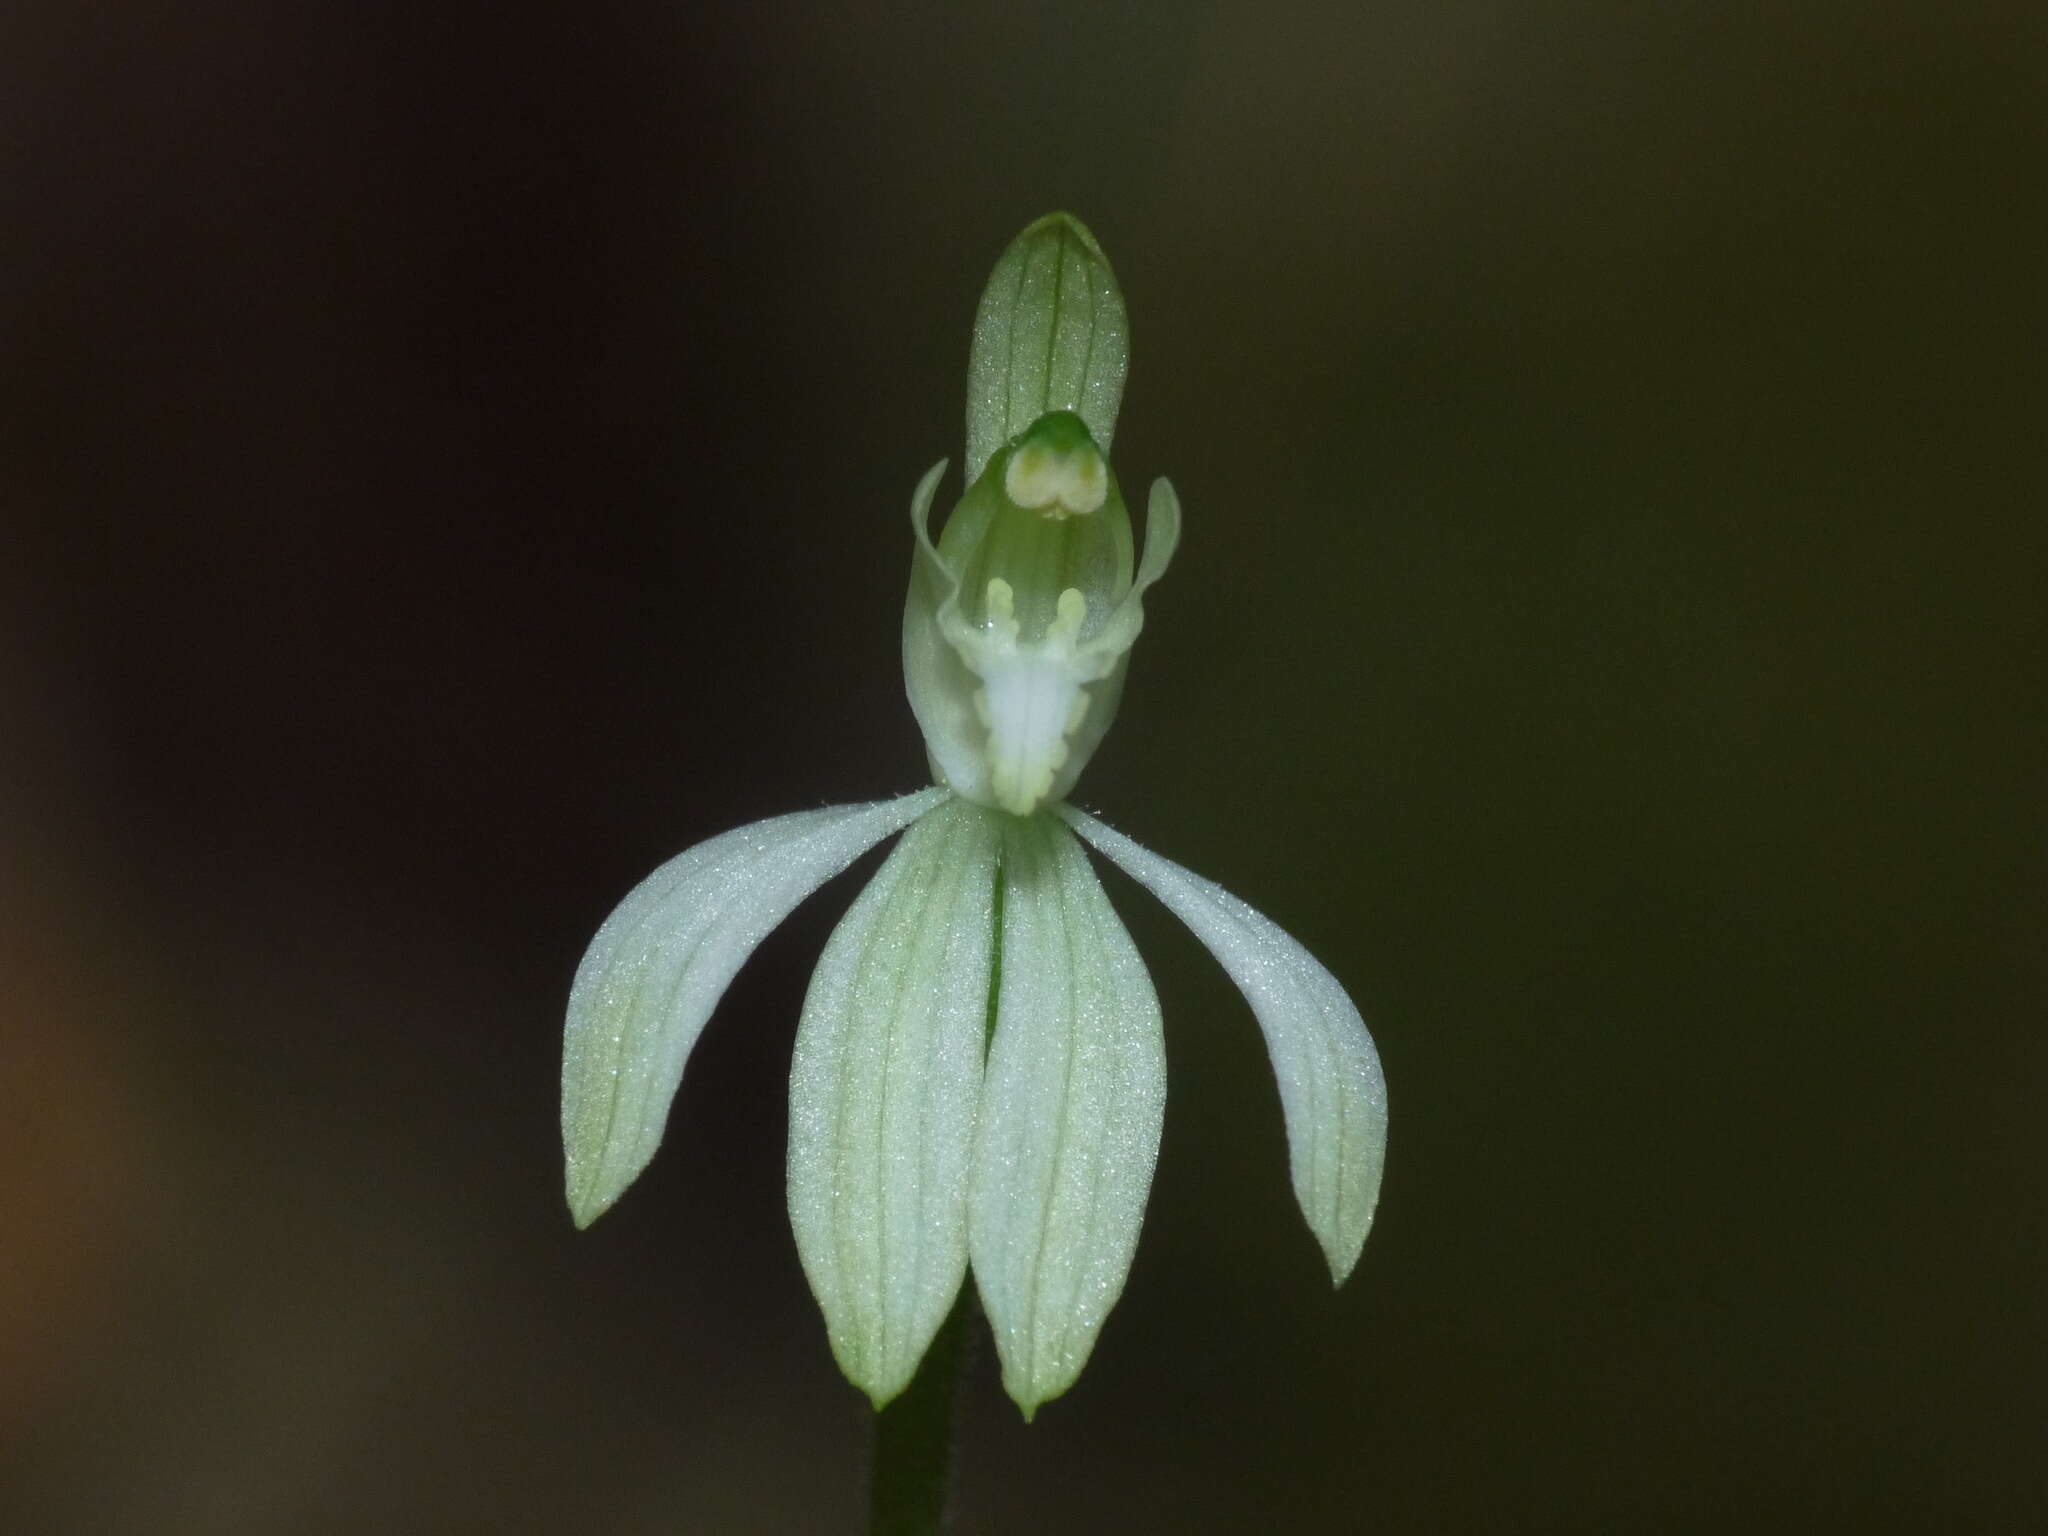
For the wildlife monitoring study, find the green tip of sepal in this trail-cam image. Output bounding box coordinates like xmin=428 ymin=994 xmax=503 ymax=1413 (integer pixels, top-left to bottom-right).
xmin=566 ymin=1150 xmax=627 ymax=1231
xmin=999 ymin=1361 xmax=1063 ymax=1424
xmin=1310 ymin=1152 xmax=1381 ymax=1290
xmin=966 ymin=212 xmax=1128 ymax=484
xmin=1322 ymin=1228 xmax=1367 ymax=1288
xmin=566 ymin=1185 xmax=610 ymax=1232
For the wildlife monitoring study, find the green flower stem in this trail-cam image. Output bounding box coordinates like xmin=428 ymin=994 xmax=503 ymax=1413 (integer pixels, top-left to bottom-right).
xmin=867 ymin=1286 xmax=977 ymax=1536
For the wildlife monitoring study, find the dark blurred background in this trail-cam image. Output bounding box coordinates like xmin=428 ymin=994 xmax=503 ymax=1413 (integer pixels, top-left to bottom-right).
xmin=3 ymin=2 xmax=2043 ymax=1531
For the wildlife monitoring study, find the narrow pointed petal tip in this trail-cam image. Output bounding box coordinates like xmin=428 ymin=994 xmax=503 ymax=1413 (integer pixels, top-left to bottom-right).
xmin=788 ymin=797 xmax=1003 ymax=1405
xmin=971 ymin=812 xmax=1165 ymax=1416
xmin=1059 ymin=807 xmax=1388 ymax=1286
xmin=561 ymin=788 xmax=948 ymax=1229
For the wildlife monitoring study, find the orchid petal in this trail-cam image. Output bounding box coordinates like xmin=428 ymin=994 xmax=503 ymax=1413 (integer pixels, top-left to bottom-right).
xmin=787 ymin=797 xmax=1002 ymax=1406
xmin=971 ymin=812 xmax=1165 ymax=1416
xmin=1060 ymin=807 xmax=1387 ymax=1284
xmin=562 ymin=788 xmax=948 ymax=1227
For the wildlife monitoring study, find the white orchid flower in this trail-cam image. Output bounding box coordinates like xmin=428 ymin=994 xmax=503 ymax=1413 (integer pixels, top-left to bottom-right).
xmin=561 ymin=213 xmax=1387 ymax=1418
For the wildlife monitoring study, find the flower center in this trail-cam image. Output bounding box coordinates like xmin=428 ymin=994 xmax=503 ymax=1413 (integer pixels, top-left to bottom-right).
xmin=969 ymin=580 xmax=1096 ymax=816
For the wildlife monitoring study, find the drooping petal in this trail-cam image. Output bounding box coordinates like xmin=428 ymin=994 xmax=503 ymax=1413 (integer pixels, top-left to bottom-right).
xmin=1060 ymin=807 xmax=1388 ymax=1285
xmin=562 ymin=788 xmax=948 ymax=1227
xmin=971 ymin=811 xmax=1165 ymax=1417
xmin=787 ymin=797 xmax=1002 ymax=1406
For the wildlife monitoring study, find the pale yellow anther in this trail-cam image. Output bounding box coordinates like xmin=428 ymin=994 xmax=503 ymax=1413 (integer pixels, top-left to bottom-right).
xmin=984 ymin=578 xmax=1020 ymax=641
xmin=1004 ymin=441 xmax=1108 ymax=518
xmin=1049 ymin=587 xmax=1088 ymax=645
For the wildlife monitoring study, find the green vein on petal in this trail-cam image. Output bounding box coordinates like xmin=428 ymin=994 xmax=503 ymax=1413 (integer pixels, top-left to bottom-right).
xmin=1060 ymin=805 xmax=1387 ymax=1284
xmin=787 ymin=797 xmax=1002 ymax=1405
xmin=561 ymin=788 xmax=947 ymax=1228
xmin=970 ymin=811 xmax=1164 ymax=1417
